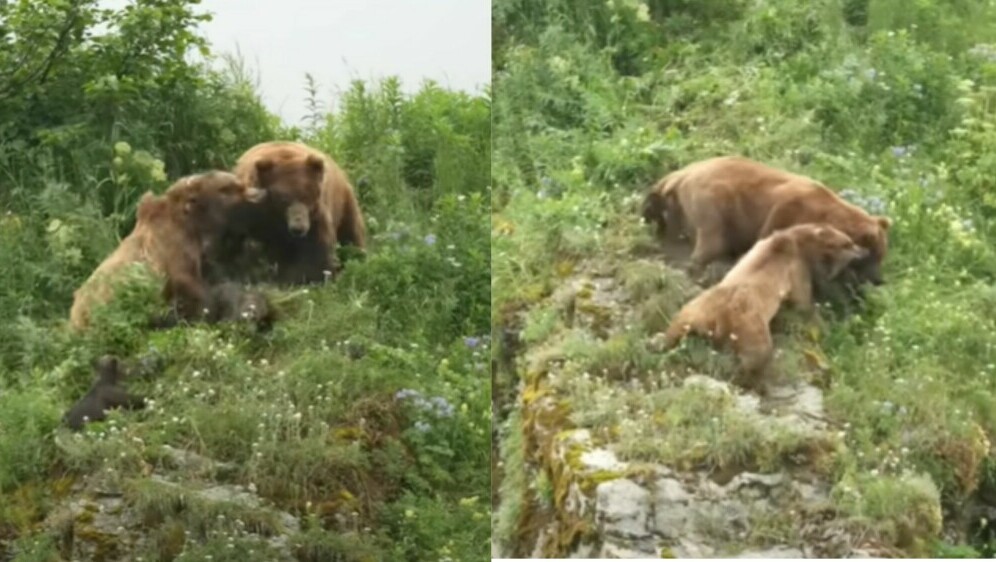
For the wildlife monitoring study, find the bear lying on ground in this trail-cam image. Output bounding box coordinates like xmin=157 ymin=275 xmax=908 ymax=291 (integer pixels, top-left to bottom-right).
xmin=69 ymin=171 xmax=265 ymax=330
xmin=205 ymin=282 xmax=275 ymax=332
xmin=661 ymin=223 xmax=868 ymax=393
xmin=217 ymin=141 xmax=367 ymax=285
xmin=642 ymin=156 xmax=892 ymax=286
xmin=63 ymin=355 xmax=146 ymax=431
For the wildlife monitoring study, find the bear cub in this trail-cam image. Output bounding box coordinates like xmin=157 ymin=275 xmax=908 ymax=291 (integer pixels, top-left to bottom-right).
xmin=63 ymin=355 xmax=146 ymax=431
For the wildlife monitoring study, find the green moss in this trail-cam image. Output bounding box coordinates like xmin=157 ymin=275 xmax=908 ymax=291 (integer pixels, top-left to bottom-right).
xmin=833 ymin=472 xmax=943 ymax=551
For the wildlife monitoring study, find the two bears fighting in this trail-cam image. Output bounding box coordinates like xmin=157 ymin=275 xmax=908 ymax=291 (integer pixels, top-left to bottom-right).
xmin=63 ymin=141 xmax=366 ymax=429
xmin=69 ymin=141 xmax=366 ymax=331
xmin=642 ymin=156 xmax=892 ymax=393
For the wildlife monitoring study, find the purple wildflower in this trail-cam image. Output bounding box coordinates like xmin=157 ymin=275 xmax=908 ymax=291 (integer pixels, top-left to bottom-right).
xmin=395 ymin=388 xmax=421 ymax=401
xmin=464 ymin=336 xmax=480 ymax=349
xmin=424 ymin=234 xmax=437 ymax=246
xmin=430 ymin=396 xmax=455 ymax=417
xmin=890 ymin=146 xmax=908 ymax=158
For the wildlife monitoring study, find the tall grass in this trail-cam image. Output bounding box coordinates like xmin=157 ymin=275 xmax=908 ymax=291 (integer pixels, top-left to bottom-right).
xmin=0 ymin=1 xmax=490 ymax=560
xmin=493 ymin=0 xmax=996 ymax=555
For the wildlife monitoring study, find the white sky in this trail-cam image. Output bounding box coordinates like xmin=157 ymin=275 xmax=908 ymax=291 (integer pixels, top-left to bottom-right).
xmin=102 ymin=0 xmax=492 ymax=125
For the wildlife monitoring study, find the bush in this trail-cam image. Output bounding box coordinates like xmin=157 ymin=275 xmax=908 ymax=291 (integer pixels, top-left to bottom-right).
xmin=0 ymin=1 xmax=490 ymax=560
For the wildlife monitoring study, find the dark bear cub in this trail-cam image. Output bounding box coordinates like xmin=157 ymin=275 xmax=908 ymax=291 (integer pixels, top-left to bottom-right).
xmin=206 ymin=282 xmax=276 ymax=332
xmin=64 ymin=355 xmax=146 ymax=431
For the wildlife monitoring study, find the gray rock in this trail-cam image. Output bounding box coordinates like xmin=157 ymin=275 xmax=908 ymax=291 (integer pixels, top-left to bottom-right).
xmin=724 ymin=472 xmax=784 ymax=492
xmin=600 ymin=541 xmax=659 ymax=558
xmin=652 ymin=478 xmax=693 ymax=539
xmin=596 ymin=479 xmax=651 ymax=539
xmin=655 ymin=477 xmax=692 ymax=503
xmin=672 ymin=536 xmax=715 ymax=558
xmin=580 ymin=448 xmax=626 ymax=471
xmin=734 ymin=546 xmax=804 ymax=558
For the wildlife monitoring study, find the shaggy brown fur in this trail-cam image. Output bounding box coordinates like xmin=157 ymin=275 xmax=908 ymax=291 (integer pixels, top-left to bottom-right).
xmin=229 ymin=141 xmax=367 ymax=285
xmin=69 ymin=171 xmax=265 ymax=330
xmin=642 ymin=156 xmax=892 ymax=285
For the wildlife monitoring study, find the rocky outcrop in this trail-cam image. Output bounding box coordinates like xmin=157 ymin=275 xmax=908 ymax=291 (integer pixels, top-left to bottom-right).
xmin=495 ymin=255 xmax=891 ymax=558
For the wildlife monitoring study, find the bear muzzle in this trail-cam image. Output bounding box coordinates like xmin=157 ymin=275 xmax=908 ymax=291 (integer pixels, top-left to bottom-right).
xmin=245 ymin=186 xmax=267 ymax=203
xmin=287 ymin=202 xmax=311 ymax=237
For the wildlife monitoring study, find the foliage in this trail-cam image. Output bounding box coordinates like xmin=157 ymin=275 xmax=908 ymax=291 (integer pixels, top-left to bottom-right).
xmin=493 ymin=0 xmax=996 ymax=554
xmin=0 ymin=1 xmax=489 ymax=560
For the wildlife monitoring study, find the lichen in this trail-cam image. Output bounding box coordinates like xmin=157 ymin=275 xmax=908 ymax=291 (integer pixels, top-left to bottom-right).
xmin=74 ymin=524 xmax=121 ymax=560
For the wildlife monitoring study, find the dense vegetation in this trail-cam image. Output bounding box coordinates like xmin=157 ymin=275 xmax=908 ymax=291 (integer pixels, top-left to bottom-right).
xmin=0 ymin=1 xmax=490 ymax=560
xmin=493 ymin=0 xmax=996 ymax=557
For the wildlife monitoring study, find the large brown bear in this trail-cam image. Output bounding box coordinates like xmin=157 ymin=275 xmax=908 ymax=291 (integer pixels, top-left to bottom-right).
xmin=661 ymin=223 xmax=868 ymax=392
xmin=226 ymin=141 xmax=367 ymax=285
xmin=69 ymin=171 xmax=265 ymax=330
xmin=642 ymin=156 xmax=892 ymax=285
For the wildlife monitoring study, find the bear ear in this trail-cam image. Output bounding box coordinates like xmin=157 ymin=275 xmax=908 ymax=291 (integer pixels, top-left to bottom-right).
xmin=305 ymin=154 xmax=324 ymax=176
xmin=255 ymin=159 xmax=274 ymax=178
xmin=877 ymin=216 xmax=892 ymax=230
xmin=165 ymin=188 xmax=195 ymax=214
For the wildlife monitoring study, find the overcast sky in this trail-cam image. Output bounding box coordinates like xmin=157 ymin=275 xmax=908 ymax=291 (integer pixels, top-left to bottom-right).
xmin=103 ymin=0 xmax=492 ymax=125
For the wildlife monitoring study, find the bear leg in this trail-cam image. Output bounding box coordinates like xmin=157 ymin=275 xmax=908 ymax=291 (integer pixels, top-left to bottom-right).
xmin=688 ymin=227 xmax=728 ymax=282
xmin=275 ymin=234 xmax=336 ymax=285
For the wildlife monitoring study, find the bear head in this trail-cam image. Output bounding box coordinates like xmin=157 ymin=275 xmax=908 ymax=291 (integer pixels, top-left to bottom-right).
xmin=162 ymin=171 xmax=267 ymax=241
xmin=252 ymin=153 xmax=325 ymax=238
xmin=790 ymin=223 xmax=870 ymax=281
xmin=93 ymin=354 xmax=125 ymax=386
xmin=849 ymin=216 xmax=891 ymax=286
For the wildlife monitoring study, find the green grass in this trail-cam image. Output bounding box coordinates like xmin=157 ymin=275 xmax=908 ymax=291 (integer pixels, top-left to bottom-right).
xmin=493 ymin=0 xmax=996 ymax=556
xmin=0 ymin=2 xmax=489 ymax=560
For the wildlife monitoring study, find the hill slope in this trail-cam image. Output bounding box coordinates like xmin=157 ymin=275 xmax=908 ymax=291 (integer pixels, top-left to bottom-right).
xmin=0 ymin=2 xmax=491 ymax=560
xmin=493 ymin=0 xmax=996 ymax=557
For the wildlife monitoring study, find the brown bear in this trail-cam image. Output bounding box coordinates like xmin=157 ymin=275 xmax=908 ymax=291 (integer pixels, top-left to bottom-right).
xmin=661 ymin=223 xmax=868 ymax=392
xmin=63 ymin=355 xmax=146 ymax=431
xmin=69 ymin=171 xmax=265 ymax=330
xmin=225 ymin=141 xmax=367 ymax=285
xmin=641 ymin=156 xmax=892 ymax=285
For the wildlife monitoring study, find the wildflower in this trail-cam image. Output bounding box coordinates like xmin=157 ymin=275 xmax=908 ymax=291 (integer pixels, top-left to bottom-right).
xmin=890 ymin=146 xmax=908 ymax=158
xmin=464 ymin=336 xmax=480 ymax=349
xmin=414 ymin=420 xmax=431 ymax=432
xmin=430 ymin=396 xmax=455 ymax=417
xmin=424 ymin=234 xmax=437 ymax=246
xmin=865 ymin=68 xmax=877 ymax=80
xmin=395 ymin=388 xmax=421 ymax=401
xmin=865 ymin=196 xmax=886 ymax=214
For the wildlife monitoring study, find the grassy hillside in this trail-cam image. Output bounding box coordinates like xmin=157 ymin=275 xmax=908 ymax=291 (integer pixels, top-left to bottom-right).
xmin=493 ymin=0 xmax=996 ymax=557
xmin=0 ymin=1 xmax=490 ymax=560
